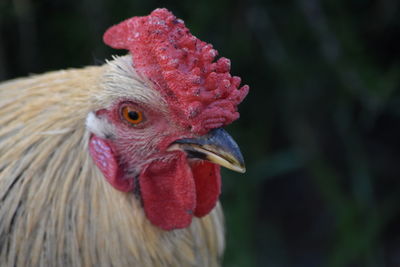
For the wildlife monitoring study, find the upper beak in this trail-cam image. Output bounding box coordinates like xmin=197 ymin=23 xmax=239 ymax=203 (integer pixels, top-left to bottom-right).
xmin=168 ymin=128 xmax=246 ymax=173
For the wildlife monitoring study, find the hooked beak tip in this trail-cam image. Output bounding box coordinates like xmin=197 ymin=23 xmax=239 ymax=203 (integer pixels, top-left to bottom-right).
xmin=169 ymin=128 xmax=246 ymax=174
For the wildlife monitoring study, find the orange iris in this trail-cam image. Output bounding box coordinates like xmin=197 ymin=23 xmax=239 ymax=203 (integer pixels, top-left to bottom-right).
xmin=122 ymin=106 xmax=143 ymax=125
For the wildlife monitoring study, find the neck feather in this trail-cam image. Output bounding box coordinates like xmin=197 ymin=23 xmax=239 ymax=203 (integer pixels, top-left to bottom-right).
xmin=0 ymin=62 xmax=224 ymax=266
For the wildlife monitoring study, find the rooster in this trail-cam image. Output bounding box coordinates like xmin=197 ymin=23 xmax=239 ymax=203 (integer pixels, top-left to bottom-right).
xmin=0 ymin=8 xmax=248 ymax=266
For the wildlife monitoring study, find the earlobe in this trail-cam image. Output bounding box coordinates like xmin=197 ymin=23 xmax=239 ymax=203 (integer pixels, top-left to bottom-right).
xmin=89 ymin=135 xmax=134 ymax=192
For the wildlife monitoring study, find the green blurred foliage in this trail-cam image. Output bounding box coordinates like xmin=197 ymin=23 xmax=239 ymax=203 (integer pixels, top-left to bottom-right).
xmin=1 ymin=0 xmax=400 ymax=266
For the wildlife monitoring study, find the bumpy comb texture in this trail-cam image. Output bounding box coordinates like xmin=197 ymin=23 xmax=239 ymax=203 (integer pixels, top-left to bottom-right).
xmin=104 ymin=8 xmax=249 ymax=134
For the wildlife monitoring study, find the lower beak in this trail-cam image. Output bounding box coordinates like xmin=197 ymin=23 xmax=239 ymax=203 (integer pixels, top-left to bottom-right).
xmin=168 ymin=128 xmax=246 ymax=173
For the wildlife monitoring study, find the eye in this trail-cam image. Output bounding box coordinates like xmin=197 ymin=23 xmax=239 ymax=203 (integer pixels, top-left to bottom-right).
xmin=121 ymin=106 xmax=144 ymax=125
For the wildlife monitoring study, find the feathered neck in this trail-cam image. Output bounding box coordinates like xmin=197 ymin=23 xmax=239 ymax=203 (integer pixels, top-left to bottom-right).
xmin=0 ymin=60 xmax=224 ymax=266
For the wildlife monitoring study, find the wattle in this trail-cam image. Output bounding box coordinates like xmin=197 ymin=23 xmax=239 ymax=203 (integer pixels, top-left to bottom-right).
xmin=89 ymin=136 xmax=221 ymax=231
xmin=139 ymin=151 xmax=221 ymax=230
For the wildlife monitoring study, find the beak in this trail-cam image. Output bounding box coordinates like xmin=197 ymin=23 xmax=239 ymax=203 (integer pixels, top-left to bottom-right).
xmin=168 ymin=128 xmax=246 ymax=173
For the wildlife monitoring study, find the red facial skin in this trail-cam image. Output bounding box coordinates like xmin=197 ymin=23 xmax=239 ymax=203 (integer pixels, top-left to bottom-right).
xmin=89 ymin=101 xmax=221 ymax=230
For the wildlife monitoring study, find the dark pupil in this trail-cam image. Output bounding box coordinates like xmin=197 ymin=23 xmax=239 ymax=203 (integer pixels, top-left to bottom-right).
xmin=128 ymin=111 xmax=139 ymax=121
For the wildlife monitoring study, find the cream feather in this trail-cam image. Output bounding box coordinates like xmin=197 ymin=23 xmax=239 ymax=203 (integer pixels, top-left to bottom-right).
xmin=0 ymin=56 xmax=224 ymax=267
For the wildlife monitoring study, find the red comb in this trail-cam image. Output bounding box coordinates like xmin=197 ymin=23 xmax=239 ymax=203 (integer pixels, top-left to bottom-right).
xmin=104 ymin=8 xmax=249 ymax=134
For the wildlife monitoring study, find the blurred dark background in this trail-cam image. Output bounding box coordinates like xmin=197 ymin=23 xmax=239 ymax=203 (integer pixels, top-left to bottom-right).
xmin=1 ymin=0 xmax=400 ymax=266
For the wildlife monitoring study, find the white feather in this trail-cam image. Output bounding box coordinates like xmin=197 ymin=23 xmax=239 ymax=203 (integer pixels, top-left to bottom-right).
xmin=85 ymin=112 xmax=115 ymax=138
